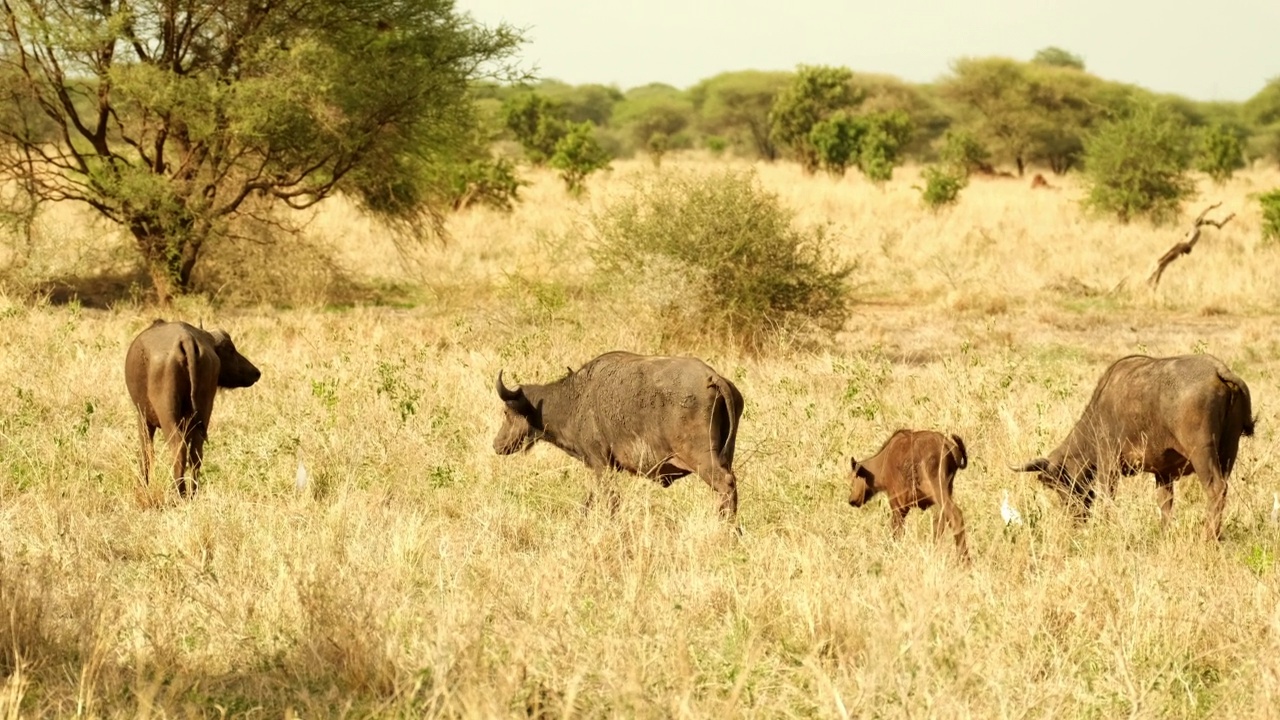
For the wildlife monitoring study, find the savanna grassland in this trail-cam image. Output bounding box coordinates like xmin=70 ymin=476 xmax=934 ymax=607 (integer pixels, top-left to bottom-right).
xmin=4 ymin=158 xmax=1280 ymax=718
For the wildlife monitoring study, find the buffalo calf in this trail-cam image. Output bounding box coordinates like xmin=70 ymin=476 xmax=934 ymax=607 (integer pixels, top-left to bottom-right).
xmin=124 ymin=319 xmax=261 ymax=497
xmin=493 ymin=351 xmax=744 ymax=522
xmin=847 ymin=429 xmax=969 ymax=558
xmin=1015 ymin=353 xmax=1254 ymax=540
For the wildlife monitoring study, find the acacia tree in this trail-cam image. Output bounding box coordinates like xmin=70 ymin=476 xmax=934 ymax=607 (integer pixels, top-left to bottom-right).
xmin=0 ymin=0 xmax=523 ymax=302
xmin=940 ymin=57 xmax=1039 ymax=176
xmin=692 ymin=70 xmax=791 ymax=161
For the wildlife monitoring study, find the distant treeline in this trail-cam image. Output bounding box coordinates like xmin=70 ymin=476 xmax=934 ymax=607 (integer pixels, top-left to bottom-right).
xmin=471 ymin=47 xmax=1280 ymax=176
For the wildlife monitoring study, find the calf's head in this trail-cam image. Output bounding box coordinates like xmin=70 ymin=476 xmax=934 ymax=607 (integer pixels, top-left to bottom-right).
xmin=848 ymin=457 xmax=878 ymax=507
xmin=493 ymin=370 xmax=543 ymax=455
xmin=210 ymin=330 xmax=261 ymax=388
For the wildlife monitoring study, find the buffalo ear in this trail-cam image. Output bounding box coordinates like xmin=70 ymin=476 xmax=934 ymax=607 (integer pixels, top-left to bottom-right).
xmin=1013 ymin=458 xmax=1053 ymax=473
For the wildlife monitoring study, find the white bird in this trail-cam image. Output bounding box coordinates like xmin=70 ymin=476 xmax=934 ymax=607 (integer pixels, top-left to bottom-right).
xmin=1001 ymin=489 xmax=1024 ymax=526
xmin=295 ymin=454 xmax=309 ymax=493
xmin=1270 ymin=492 xmax=1279 ymax=527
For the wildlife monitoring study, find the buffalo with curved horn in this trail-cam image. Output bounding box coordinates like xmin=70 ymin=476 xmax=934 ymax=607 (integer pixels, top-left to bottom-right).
xmin=492 ymin=351 xmax=744 ymax=524
xmin=1013 ymin=353 xmax=1254 ymax=540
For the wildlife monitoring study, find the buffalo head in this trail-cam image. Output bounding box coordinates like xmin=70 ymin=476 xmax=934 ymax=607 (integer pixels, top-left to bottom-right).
xmin=210 ymin=329 xmax=261 ymax=388
xmin=848 ymin=457 xmax=877 ymax=507
xmin=1014 ymin=457 xmax=1095 ymax=517
xmin=493 ymin=370 xmax=542 ymax=455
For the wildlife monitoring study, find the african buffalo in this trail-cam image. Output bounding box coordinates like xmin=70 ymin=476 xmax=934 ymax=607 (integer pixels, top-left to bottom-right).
xmin=1015 ymin=353 xmax=1254 ymax=539
xmin=492 ymin=351 xmax=744 ymax=521
xmin=847 ymin=429 xmax=969 ymax=559
xmin=125 ymin=319 xmax=261 ymax=497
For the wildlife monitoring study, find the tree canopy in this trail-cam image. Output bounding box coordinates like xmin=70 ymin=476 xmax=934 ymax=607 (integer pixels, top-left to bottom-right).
xmin=0 ymin=0 xmax=524 ymax=302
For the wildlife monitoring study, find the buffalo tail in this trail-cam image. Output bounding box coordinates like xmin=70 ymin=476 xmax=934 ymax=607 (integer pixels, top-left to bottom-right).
xmin=1217 ymin=369 xmax=1255 ymax=437
xmin=949 ymin=433 xmax=969 ymax=470
xmin=179 ymin=335 xmax=201 ymax=415
xmin=708 ymin=375 xmax=738 ymax=466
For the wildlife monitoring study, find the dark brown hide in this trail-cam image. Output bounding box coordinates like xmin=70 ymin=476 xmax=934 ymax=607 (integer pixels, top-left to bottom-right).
xmin=848 ymin=429 xmax=969 ymax=559
xmin=124 ymin=319 xmax=261 ymax=497
xmin=1015 ymin=353 xmax=1254 ymax=540
xmin=493 ymin=351 xmax=744 ymax=522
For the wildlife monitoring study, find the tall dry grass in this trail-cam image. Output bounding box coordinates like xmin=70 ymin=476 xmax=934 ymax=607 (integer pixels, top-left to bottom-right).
xmin=2 ymin=158 xmax=1280 ymax=718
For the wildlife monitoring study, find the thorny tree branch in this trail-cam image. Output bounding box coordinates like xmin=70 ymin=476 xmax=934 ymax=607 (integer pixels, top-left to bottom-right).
xmin=1147 ymin=202 xmax=1236 ymax=289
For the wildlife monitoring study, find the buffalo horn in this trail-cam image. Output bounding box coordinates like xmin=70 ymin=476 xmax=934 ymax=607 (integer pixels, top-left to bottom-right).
xmin=495 ymin=370 xmax=522 ymax=403
xmin=1012 ymin=458 xmax=1052 ymax=473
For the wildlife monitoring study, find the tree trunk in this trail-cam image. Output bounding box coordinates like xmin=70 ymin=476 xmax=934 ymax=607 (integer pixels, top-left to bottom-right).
xmin=147 ymin=263 xmax=177 ymax=307
xmin=1015 ymin=156 xmax=1025 ymax=177
xmin=132 ymin=223 xmax=203 ymax=306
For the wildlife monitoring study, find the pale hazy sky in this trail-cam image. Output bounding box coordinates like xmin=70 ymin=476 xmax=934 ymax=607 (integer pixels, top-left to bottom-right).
xmin=458 ymin=0 xmax=1278 ymax=101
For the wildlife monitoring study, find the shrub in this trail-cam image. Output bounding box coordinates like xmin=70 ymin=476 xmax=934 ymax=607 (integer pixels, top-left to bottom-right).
xmin=445 ymin=157 xmax=526 ymax=212
xmin=769 ymin=65 xmax=858 ymax=173
xmin=917 ymin=165 xmax=967 ymax=209
xmin=589 ymin=168 xmax=854 ymax=349
xmin=809 ymin=110 xmax=913 ymax=181
xmin=1260 ymin=188 xmax=1280 ymax=244
xmin=856 ymin=110 xmax=913 ymax=182
xmin=1081 ymin=104 xmax=1195 ymax=225
xmin=503 ymin=93 xmax=568 ymax=166
xmin=550 ymin=122 xmax=611 ymax=196
xmin=646 ymin=132 xmax=669 ymax=167
xmin=809 ymin=112 xmax=862 ymax=176
xmin=704 ymin=135 xmax=728 ymax=156
xmin=936 ymin=129 xmax=991 ymax=176
xmin=1194 ymin=124 xmax=1245 ymax=183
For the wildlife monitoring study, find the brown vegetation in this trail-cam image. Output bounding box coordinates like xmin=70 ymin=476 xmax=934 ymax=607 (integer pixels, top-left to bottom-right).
xmin=3 ymin=159 xmax=1280 ymax=717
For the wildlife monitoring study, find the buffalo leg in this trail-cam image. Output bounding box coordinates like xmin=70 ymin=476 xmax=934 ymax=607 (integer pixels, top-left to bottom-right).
xmin=162 ymin=417 xmax=193 ymax=498
xmin=1189 ymin=446 xmax=1227 ymax=541
xmin=583 ymin=467 xmax=620 ymax=516
xmin=1154 ymin=473 xmax=1176 ymax=529
xmin=136 ymin=414 xmax=156 ymax=485
xmin=889 ymin=506 xmax=908 ymax=539
xmin=698 ymin=464 xmax=738 ymax=522
xmin=945 ymin=503 xmax=969 ymax=561
xmin=186 ymin=423 xmax=208 ymax=498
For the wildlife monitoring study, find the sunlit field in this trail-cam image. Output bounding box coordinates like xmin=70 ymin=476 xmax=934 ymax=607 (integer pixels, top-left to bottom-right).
xmin=3 ymin=157 xmax=1280 ymax=718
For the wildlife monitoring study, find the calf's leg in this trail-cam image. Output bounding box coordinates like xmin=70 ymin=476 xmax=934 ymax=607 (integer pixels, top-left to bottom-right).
xmin=889 ymin=506 xmax=909 ymax=539
xmin=1154 ymin=473 xmax=1176 ymax=529
xmin=942 ymin=499 xmax=969 ymax=561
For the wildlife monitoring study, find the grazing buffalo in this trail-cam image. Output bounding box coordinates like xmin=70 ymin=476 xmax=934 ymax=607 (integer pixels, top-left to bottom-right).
xmin=492 ymin=351 xmax=744 ymax=521
xmin=1015 ymin=353 xmax=1254 ymax=539
xmin=847 ymin=429 xmax=969 ymax=559
xmin=125 ymin=319 xmax=261 ymax=497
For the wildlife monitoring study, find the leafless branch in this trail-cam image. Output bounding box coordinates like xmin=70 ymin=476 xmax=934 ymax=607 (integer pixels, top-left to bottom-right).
xmin=1147 ymin=203 xmax=1236 ymax=289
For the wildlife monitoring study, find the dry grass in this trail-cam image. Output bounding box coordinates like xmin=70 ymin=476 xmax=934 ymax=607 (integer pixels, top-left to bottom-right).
xmin=3 ymin=158 xmax=1280 ymax=718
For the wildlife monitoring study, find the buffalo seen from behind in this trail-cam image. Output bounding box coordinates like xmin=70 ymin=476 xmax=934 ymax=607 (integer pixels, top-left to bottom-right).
xmin=847 ymin=429 xmax=970 ymax=560
xmin=1016 ymin=353 xmax=1254 ymax=540
xmin=492 ymin=351 xmax=744 ymax=523
xmin=125 ymin=319 xmax=261 ymax=497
